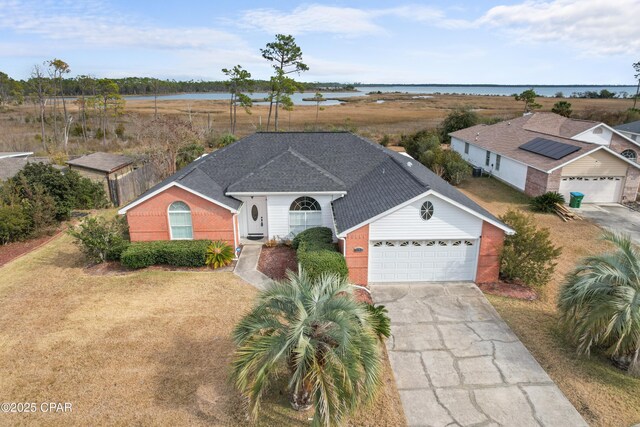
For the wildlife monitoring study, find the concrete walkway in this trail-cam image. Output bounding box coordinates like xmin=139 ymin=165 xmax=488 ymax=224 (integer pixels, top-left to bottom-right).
xmin=371 ymin=283 xmax=587 ymax=427
xmin=234 ymin=245 xmax=272 ymax=291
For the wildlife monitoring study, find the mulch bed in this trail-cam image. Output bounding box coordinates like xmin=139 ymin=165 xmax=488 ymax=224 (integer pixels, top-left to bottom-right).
xmin=478 ymin=281 xmax=538 ymax=301
xmin=258 ymin=245 xmax=298 ymax=281
xmin=0 ymin=228 xmax=65 ymax=268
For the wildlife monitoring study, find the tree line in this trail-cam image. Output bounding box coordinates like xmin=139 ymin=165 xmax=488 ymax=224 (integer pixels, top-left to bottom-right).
xmin=0 ymin=72 xmax=351 ymax=101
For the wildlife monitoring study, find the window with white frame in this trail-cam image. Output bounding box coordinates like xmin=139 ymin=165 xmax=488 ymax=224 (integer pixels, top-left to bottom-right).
xmin=289 ymin=196 xmax=322 ymax=235
xmin=464 ymin=142 xmax=469 ymax=154
xmin=485 ymin=151 xmax=491 ymax=166
xmin=168 ymin=201 xmax=193 ymax=239
xmin=621 ymin=149 xmax=637 ymax=162
xmin=496 ymin=154 xmax=501 ymax=171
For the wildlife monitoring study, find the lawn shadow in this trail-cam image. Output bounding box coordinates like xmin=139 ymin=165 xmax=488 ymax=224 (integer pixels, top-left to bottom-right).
xmin=459 ymin=176 xmax=530 ymax=207
xmin=153 ymin=333 xmax=307 ymax=426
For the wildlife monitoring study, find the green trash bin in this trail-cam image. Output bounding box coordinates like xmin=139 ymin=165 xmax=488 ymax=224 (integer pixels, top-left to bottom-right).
xmin=569 ymin=192 xmax=584 ymax=208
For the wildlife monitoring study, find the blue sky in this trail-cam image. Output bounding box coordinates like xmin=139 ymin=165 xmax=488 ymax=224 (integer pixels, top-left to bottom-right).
xmin=0 ymin=0 xmax=638 ymax=84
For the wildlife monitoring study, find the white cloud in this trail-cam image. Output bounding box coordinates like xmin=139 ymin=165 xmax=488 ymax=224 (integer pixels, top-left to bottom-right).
xmin=237 ymin=4 xmax=443 ymax=36
xmin=0 ymin=0 xmax=249 ymax=52
xmin=473 ymin=0 xmax=640 ymax=55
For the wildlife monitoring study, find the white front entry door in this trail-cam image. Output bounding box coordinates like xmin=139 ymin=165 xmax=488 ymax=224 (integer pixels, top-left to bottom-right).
xmin=558 ymin=176 xmax=623 ymax=203
xmin=247 ymin=197 xmax=267 ymax=236
xmin=369 ymin=239 xmax=478 ymax=282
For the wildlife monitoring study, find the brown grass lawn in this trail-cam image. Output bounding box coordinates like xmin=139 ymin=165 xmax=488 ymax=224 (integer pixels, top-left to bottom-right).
xmin=459 ymin=177 xmax=640 ymax=427
xmin=0 ymin=234 xmax=405 ymax=426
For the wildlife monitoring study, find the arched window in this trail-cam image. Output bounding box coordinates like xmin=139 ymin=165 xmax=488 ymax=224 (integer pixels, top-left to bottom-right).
xmin=168 ymin=201 xmax=193 ymax=240
xmin=621 ymin=149 xmax=637 ymax=162
xmin=289 ymin=196 xmax=322 ymax=235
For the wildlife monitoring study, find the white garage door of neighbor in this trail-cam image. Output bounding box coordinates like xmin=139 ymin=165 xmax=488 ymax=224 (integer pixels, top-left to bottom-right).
xmin=558 ymin=176 xmax=623 ymax=204
xmin=369 ymin=239 xmax=478 ymax=282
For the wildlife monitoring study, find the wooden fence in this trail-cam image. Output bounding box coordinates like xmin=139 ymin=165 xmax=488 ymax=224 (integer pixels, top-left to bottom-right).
xmin=108 ymin=163 xmax=163 ymax=206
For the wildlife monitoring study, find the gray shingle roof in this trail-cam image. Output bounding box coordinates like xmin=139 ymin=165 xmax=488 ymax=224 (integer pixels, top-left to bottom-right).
xmin=124 ymin=132 xmax=507 ymax=233
xmin=227 ymin=148 xmax=346 ymax=193
xmin=615 ymin=120 xmax=640 ymax=135
xmin=0 ymin=158 xmax=51 ymax=180
xmin=66 ymin=152 xmax=134 ymax=173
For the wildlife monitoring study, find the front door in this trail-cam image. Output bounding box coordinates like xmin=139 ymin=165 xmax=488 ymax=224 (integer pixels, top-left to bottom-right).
xmin=247 ymin=197 xmax=267 ymax=236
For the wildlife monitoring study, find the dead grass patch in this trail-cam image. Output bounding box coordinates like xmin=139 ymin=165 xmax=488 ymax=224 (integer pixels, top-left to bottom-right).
xmin=0 ymin=234 xmax=405 ymax=426
xmin=459 ymin=177 xmax=640 ymax=427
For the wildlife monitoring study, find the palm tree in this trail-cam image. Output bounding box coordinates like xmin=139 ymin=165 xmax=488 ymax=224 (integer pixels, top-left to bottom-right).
xmin=231 ymin=270 xmax=384 ymax=426
xmin=558 ymin=232 xmax=640 ymax=376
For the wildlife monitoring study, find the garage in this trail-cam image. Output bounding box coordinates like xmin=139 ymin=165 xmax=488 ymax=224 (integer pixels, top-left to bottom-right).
xmin=368 ymin=239 xmax=478 ymax=282
xmin=558 ymin=176 xmax=623 ymax=203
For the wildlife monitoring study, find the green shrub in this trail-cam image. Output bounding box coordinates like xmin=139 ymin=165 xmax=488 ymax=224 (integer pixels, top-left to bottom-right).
xmin=298 ymin=240 xmax=337 ymax=253
xmin=298 ymin=249 xmax=348 ymax=281
xmin=0 ymin=204 xmax=31 ymax=244
xmin=68 ymin=216 xmax=130 ymax=263
xmin=292 ymin=226 xmax=333 ymax=250
xmin=120 ymin=240 xmax=211 ymax=269
xmin=438 ymin=107 xmax=479 ymax=143
xmin=176 ymin=142 xmax=205 ymax=170
xmin=205 ymin=240 xmax=235 ymax=269
xmin=529 ymin=192 xmax=565 ymax=213
xmin=499 ymin=209 xmax=562 ymax=290
xmin=9 ymin=163 xmax=108 ymax=219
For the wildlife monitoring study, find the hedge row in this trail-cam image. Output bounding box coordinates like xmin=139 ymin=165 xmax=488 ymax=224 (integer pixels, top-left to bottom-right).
xmin=121 ymin=240 xmax=211 ymax=269
xmin=294 ymin=227 xmax=348 ymax=280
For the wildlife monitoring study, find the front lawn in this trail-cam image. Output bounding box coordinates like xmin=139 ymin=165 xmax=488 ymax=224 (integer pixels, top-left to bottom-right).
xmin=0 ymin=234 xmax=405 ymax=426
xmin=459 ymin=177 xmax=640 ymax=427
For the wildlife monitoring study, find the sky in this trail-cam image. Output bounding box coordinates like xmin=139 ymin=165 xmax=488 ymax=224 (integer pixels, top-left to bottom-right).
xmin=0 ymin=0 xmax=639 ymax=85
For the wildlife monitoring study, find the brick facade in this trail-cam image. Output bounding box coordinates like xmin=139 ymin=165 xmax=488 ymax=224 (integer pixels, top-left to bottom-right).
xmin=610 ymin=133 xmax=639 ymax=156
xmin=341 ymin=224 xmax=369 ymax=285
xmin=126 ymin=186 xmax=235 ymax=244
xmin=476 ymin=222 xmax=505 ymax=284
xmin=623 ymin=167 xmax=640 ymax=202
xmin=524 ymin=167 xmax=562 ymax=196
xmin=523 ymin=167 xmax=549 ymax=197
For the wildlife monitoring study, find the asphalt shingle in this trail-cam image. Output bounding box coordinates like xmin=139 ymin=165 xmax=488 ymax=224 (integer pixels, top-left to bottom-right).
xmin=124 ymin=132 xmax=506 ymax=233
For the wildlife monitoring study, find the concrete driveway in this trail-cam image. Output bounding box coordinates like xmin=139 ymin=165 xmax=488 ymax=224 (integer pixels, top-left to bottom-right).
xmin=371 ymin=283 xmax=586 ymax=427
xmin=574 ymin=204 xmax=640 ymax=245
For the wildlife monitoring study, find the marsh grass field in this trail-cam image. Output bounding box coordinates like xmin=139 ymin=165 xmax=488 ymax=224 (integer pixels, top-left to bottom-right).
xmin=0 ymin=93 xmax=634 ymax=155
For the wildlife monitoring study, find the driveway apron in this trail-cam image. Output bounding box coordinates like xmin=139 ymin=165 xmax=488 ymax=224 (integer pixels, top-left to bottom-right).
xmin=371 ymin=282 xmax=587 ymax=427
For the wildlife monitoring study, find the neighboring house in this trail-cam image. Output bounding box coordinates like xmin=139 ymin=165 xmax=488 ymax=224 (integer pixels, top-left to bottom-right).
xmin=119 ymin=132 xmax=513 ymax=285
xmin=615 ymin=120 xmax=640 ymax=143
xmin=450 ymin=112 xmax=640 ymax=204
xmin=66 ymin=152 xmax=135 ymax=206
xmin=0 ymin=151 xmax=33 ymax=159
xmin=0 ymin=153 xmax=52 ymax=181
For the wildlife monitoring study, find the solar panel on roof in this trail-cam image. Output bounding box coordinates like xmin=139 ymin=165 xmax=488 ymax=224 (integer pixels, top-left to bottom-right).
xmin=518 ymin=137 xmax=580 ymax=160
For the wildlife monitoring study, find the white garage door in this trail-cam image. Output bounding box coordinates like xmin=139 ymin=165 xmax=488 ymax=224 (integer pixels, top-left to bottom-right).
xmin=558 ymin=176 xmax=623 ymax=203
xmin=369 ymin=239 xmax=478 ymax=282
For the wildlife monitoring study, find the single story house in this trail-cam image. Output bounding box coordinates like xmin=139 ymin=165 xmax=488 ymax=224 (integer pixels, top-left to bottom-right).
xmin=450 ymin=112 xmax=640 ymax=203
xmin=0 ymin=151 xmax=33 ymax=159
xmin=119 ymin=132 xmax=513 ymax=285
xmin=615 ymin=120 xmax=640 ymax=143
xmin=67 ymin=152 xmax=135 ymax=205
xmin=0 ymin=153 xmax=53 ymax=181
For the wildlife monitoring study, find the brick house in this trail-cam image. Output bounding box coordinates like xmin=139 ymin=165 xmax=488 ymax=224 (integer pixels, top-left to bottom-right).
xmin=119 ymin=132 xmax=513 ymax=285
xmin=450 ymin=113 xmax=640 ymax=203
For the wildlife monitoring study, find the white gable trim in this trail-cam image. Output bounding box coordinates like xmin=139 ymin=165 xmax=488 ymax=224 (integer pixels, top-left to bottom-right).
xmin=336 ymin=190 xmax=514 ymax=237
xmin=547 ymin=145 xmax=640 ymax=173
xmin=118 ymin=182 xmax=239 ymax=214
xmin=572 ymin=123 xmax=640 ymax=149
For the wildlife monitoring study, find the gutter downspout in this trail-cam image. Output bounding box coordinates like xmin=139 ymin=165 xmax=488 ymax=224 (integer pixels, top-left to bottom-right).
xmin=232 ymin=212 xmax=239 ymax=259
xmin=338 ymin=236 xmax=347 ymax=257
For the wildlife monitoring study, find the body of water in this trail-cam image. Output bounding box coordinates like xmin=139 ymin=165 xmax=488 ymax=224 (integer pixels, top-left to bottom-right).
xmin=125 ymin=85 xmax=637 ymax=105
